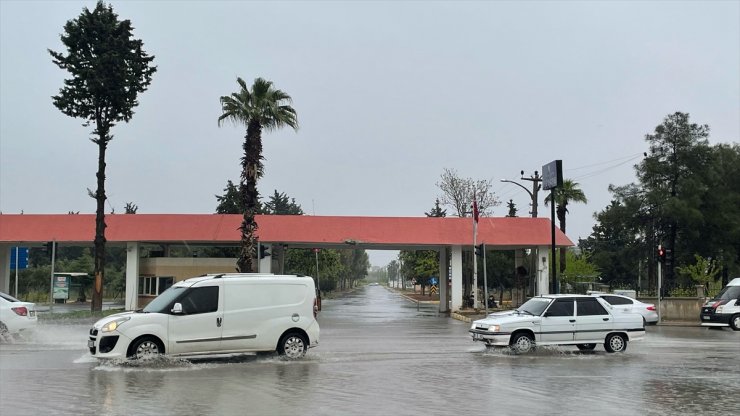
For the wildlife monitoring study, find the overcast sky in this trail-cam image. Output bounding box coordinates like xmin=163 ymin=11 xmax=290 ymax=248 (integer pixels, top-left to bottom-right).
xmin=1 ymin=0 xmax=738 ymax=267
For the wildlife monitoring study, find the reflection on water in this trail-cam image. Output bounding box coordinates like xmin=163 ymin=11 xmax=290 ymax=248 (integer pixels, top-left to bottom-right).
xmin=1 ymin=286 xmax=738 ymax=416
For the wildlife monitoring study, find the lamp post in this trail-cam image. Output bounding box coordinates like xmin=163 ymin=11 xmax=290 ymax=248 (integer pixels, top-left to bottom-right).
xmin=500 ymin=170 xmax=541 ymax=218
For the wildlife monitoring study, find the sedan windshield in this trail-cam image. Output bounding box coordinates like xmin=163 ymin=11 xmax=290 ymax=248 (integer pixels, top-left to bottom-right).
xmin=143 ymin=286 xmax=187 ymax=313
xmin=516 ymin=298 xmax=552 ymax=316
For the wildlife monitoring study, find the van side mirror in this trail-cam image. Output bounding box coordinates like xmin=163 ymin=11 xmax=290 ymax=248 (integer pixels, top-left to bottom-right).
xmin=171 ymin=302 xmax=183 ymax=314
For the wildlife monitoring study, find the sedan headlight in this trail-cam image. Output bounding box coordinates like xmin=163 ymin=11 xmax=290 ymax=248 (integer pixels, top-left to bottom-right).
xmin=101 ymin=317 xmax=131 ymax=333
xmin=486 ymin=324 xmax=500 ymax=332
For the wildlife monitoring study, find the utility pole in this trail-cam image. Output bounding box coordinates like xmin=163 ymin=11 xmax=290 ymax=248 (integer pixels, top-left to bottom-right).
xmin=501 ymin=170 xmax=542 ymax=297
xmin=520 ymin=170 xmax=542 ymax=218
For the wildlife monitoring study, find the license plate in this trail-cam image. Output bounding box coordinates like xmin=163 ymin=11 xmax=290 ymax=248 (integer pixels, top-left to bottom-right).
xmin=702 ymin=316 xmax=709 ymax=320
xmin=473 ymin=333 xmax=482 ymax=340
xmin=88 ymin=339 xmax=95 ymax=348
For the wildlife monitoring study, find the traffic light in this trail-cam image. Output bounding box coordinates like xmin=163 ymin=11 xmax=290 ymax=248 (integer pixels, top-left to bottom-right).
xmin=475 ymin=243 xmax=485 ymax=257
xmin=44 ymin=241 xmax=54 ymax=261
xmin=664 ymin=247 xmax=673 ymax=267
xmin=657 ymin=245 xmax=666 ymax=263
xmin=259 ymin=245 xmax=271 ymax=259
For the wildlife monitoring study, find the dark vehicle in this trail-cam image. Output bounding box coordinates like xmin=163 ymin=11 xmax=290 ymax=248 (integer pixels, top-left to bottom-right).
xmin=700 ymin=278 xmax=740 ymax=330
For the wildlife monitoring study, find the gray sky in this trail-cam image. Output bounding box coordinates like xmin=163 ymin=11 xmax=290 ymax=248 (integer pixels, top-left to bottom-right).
xmin=1 ymin=0 xmax=738 ymax=267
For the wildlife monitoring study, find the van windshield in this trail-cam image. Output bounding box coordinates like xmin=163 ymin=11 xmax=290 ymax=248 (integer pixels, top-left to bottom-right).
xmin=143 ymin=286 xmax=187 ymax=313
xmin=713 ymin=285 xmax=740 ymax=301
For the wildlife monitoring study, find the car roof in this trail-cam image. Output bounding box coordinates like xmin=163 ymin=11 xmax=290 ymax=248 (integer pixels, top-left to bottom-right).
xmin=537 ymin=294 xmax=599 ymax=299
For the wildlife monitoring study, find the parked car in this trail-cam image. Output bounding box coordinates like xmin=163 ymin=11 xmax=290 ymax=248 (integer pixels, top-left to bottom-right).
xmin=469 ymin=294 xmax=645 ymax=353
xmin=0 ymin=292 xmax=38 ymax=338
xmin=591 ymin=293 xmax=658 ymax=324
xmin=700 ymin=277 xmax=740 ymax=331
xmin=88 ymin=273 xmax=320 ymax=360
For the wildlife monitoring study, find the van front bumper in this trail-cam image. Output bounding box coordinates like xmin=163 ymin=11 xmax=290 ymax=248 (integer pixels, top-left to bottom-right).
xmin=88 ymin=328 xmax=132 ymax=359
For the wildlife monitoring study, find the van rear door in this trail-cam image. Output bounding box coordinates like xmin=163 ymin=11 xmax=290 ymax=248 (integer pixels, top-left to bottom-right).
xmin=167 ymin=281 xmax=223 ymax=354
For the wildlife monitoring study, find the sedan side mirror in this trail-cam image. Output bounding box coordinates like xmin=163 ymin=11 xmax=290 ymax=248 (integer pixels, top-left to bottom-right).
xmin=171 ymin=302 xmax=183 ymax=314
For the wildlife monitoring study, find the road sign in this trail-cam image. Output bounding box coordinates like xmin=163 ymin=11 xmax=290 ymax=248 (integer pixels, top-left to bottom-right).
xmin=53 ymin=274 xmax=70 ymax=300
xmin=10 ymin=247 xmax=29 ymax=269
xmin=430 ymin=285 xmax=438 ymax=295
xmin=429 ymin=277 xmax=438 ymax=286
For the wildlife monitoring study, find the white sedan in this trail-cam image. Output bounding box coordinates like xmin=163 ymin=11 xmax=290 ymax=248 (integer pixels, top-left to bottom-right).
xmin=592 ymin=294 xmax=658 ymax=324
xmin=0 ymin=292 xmax=38 ymax=339
xmin=469 ymin=295 xmax=645 ymax=353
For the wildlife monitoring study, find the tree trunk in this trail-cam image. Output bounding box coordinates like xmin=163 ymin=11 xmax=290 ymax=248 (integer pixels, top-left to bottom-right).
xmin=92 ymin=132 xmax=108 ymax=312
xmin=237 ymin=121 xmax=263 ymax=273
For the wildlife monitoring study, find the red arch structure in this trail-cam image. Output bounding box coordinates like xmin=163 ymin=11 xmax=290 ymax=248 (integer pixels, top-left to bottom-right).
xmin=0 ymin=214 xmax=572 ymax=312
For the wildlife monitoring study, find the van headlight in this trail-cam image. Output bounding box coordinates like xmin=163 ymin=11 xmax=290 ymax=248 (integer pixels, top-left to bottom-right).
xmin=101 ymin=317 xmax=131 ymax=333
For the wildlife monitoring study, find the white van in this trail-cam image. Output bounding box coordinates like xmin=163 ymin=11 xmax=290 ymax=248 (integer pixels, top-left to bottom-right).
xmin=700 ymin=277 xmax=740 ymax=331
xmin=88 ymin=274 xmax=320 ymax=359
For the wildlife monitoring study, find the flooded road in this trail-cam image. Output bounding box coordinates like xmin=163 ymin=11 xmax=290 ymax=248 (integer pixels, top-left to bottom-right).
xmin=1 ymin=285 xmax=738 ymax=415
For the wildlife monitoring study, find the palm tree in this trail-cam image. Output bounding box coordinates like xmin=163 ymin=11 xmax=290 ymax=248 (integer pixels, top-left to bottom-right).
xmin=218 ymin=77 xmax=298 ymax=272
xmin=544 ymin=179 xmax=588 ymax=273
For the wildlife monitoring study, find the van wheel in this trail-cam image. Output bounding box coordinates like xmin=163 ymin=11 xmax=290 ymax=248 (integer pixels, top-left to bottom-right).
xmin=730 ymin=314 xmax=740 ymax=331
xmin=277 ymin=332 xmax=307 ymax=359
xmin=576 ymin=344 xmax=596 ymax=351
xmin=129 ymin=336 xmax=163 ymax=359
xmin=510 ymin=333 xmax=534 ymax=354
xmin=604 ymin=334 xmax=627 ymax=353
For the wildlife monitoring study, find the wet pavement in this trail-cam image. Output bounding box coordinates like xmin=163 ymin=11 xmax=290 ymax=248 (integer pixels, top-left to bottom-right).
xmin=1 ymin=285 xmax=738 ymax=416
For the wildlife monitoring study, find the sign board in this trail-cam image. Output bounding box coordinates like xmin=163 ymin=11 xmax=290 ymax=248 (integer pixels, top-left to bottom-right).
xmin=542 ymin=160 xmax=563 ymax=191
xmin=10 ymin=247 xmax=29 ymax=269
xmin=430 ymin=285 xmax=438 ymax=295
xmin=429 ymin=277 xmax=438 ymax=286
xmin=53 ymin=275 xmax=70 ymax=300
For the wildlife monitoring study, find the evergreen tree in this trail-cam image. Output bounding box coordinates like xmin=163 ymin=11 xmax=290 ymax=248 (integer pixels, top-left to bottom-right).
xmin=49 ymin=1 xmax=156 ymax=311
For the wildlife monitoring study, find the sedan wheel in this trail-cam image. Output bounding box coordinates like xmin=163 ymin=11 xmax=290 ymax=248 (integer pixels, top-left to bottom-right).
xmin=510 ymin=333 xmax=534 ymax=354
xmin=604 ymin=334 xmax=627 ymax=353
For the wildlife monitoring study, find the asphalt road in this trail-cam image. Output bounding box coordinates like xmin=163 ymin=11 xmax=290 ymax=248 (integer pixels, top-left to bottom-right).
xmin=1 ymin=285 xmax=738 ymax=416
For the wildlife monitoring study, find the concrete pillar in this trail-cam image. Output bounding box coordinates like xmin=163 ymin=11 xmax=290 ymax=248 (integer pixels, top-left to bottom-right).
xmin=125 ymin=242 xmax=140 ymax=311
xmin=450 ymin=245 xmax=463 ymax=311
xmin=438 ymin=247 xmax=448 ymax=313
xmin=536 ymin=246 xmax=550 ymax=295
xmin=0 ymin=244 xmax=10 ymax=294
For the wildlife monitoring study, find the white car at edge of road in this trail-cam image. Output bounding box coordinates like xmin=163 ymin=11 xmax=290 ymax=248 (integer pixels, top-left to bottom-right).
xmin=0 ymin=292 xmax=38 ymax=340
xmin=591 ymin=293 xmax=659 ymax=325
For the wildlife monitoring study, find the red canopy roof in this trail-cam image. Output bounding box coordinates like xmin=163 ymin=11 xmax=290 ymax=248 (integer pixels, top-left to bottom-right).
xmin=0 ymin=214 xmax=572 ymax=248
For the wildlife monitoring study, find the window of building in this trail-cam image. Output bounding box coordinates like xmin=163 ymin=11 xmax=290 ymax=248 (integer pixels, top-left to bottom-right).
xmin=138 ymin=275 xmax=174 ymax=296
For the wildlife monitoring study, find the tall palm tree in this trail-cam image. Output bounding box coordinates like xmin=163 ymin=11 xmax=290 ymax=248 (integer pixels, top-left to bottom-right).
xmin=544 ymin=179 xmax=588 ymax=273
xmin=218 ymin=77 xmax=298 ymax=272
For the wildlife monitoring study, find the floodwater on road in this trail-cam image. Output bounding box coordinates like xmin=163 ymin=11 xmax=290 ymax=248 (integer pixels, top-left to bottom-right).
xmin=1 ymin=286 xmax=738 ymax=416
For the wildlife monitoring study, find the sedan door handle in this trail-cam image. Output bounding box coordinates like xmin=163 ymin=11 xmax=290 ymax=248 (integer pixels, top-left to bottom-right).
xmin=603 ymin=318 xmax=610 ymax=321
xmin=569 ymin=319 xmax=576 ymax=323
